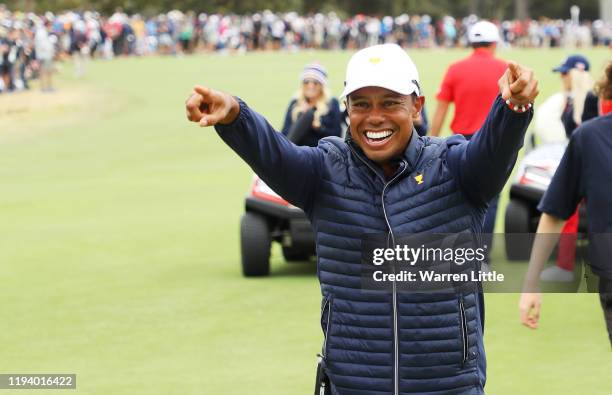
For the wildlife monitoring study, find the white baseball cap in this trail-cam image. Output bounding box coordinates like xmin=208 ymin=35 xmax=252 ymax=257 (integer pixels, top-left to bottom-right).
xmin=468 ymin=21 xmax=500 ymax=43
xmin=341 ymin=44 xmax=420 ymax=98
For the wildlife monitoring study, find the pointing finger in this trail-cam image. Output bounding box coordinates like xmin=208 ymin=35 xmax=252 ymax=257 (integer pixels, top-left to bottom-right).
xmin=510 ymin=76 xmax=526 ymax=95
xmin=520 ymin=78 xmax=539 ymax=103
xmin=510 ymin=69 xmax=532 ymax=96
xmin=194 ymin=85 xmax=211 ymax=99
xmin=510 ymin=70 xmax=536 ymax=103
xmin=499 ymin=68 xmax=512 ymax=101
xmin=508 ymin=61 xmax=520 ymax=81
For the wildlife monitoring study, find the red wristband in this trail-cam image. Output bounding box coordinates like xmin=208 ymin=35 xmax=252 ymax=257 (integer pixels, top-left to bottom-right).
xmin=505 ymin=99 xmax=533 ymax=113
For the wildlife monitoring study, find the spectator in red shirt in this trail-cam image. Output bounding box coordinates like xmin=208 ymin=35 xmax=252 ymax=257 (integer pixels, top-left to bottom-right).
xmin=430 ymin=20 xmax=508 ymax=241
xmin=431 ymin=20 xmax=507 ymax=137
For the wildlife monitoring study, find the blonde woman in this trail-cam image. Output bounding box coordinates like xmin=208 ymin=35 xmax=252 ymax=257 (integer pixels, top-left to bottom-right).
xmin=554 ymin=55 xmax=598 ymax=138
xmin=540 ymin=55 xmax=599 ymax=282
xmin=281 ymin=63 xmax=342 ymax=147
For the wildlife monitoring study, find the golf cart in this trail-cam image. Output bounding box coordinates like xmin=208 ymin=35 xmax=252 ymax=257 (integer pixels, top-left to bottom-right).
xmin=238 ymin=104 xmax=349 ymax=277
xmin=239 ymin=175 xmax=316 ymax=276
xmin=505 ymin=143 xmax=565 ymax=260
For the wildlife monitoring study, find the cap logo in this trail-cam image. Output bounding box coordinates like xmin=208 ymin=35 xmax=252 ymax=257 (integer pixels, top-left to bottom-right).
xmin=576 ymin=62 xmax=585 ymax=70
xmin=369 ymin=57 xmax=381 ymax=64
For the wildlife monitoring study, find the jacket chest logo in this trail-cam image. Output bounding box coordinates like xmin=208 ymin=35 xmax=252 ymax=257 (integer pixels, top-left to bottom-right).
xmin=414 ymin=173 xmax=424 ymax=185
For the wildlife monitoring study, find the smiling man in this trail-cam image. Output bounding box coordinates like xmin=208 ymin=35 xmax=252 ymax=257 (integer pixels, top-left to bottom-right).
xmin=345 ymin=87 xmax=422 ymax=177
xmin=186 ymin=44 xmax=537 ymax=395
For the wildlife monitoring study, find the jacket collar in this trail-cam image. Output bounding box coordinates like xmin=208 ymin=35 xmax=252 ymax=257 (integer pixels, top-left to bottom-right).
xmin=402 ymin=130 xmax=423 ymax=170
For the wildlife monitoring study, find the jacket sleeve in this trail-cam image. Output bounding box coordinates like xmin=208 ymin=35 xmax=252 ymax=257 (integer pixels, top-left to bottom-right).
xmin=215 ymin=98 xmax=323 ymax=212
xmin=446 ymin=95 xmax=533 ymax=206
xmin=537 ymin=129 xmax=583 ymax=219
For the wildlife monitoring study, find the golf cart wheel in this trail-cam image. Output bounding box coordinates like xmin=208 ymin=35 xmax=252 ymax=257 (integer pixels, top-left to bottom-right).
xmin=504 ymin=199 xmax=533 ymax=261
xmin=240 ymin=212 xmax=271 ymax=276
xmin=282 ymin=246 xmax=310 ymax=262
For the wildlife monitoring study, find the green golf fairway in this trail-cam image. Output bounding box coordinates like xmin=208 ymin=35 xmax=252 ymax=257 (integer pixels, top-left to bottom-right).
xmin=1 ymin=48 xmax=611 ymax=395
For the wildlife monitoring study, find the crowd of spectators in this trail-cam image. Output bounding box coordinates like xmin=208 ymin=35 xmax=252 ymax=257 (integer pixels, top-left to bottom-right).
xmin=1 ymin=4 xmax=611 ymax=93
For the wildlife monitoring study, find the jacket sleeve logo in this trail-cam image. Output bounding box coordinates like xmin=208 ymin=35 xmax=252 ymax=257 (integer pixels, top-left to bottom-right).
xmin=414 ymin=173 xmax=424 ymax=185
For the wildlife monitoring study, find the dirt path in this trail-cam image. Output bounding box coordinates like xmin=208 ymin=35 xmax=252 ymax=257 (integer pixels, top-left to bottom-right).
xmin=0 ymin=86 xmax=109 ymax=143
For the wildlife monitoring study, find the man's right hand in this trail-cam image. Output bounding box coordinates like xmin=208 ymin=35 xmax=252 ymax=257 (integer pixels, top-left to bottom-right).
xmin=185 ymin=85 xmax=240 ymax=127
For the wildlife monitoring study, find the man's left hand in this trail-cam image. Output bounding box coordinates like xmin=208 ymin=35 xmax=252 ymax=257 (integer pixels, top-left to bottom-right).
xmin=499 ymin=61 xmax=539 ymax=106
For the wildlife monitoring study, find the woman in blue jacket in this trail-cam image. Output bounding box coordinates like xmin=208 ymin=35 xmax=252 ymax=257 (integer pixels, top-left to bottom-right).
xmin=281 ymin=62 xmax=343 ymax=147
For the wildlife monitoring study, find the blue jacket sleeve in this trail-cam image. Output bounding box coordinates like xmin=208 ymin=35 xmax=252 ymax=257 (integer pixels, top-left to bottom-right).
xmin=537 ymin=129 xmax=583 ymax=219
xmin=215 ymin=98 xmax=323 ymax=213
xmin=446 ymin=95 xmax=533 ymax=206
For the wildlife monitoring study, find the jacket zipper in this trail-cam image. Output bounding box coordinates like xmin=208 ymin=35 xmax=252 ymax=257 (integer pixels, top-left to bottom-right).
xmin=382 ymin=167 xmax=407 ymax=395
xmin=348 ymin=144 xmax=407 ymax=395
xmin=459 ymin=295 xmax=468 ymax=365
xmin=321 ymin=297 xmax=333 ymax=360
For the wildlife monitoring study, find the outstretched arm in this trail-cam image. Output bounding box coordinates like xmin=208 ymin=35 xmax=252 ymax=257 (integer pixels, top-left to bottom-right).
xmin=447 ymin=62 xmax=539 ymax=206
xmin=186 ymin=86 xmax=323 ymax=212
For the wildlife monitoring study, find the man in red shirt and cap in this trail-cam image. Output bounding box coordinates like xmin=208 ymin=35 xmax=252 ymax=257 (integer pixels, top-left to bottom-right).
xmin=431 ymin=20 xmax=507 ymax=238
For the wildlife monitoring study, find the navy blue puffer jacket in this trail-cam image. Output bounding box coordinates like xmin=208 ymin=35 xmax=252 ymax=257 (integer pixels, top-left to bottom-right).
xmin=216 ymin=96 xmax=532 ymax=395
